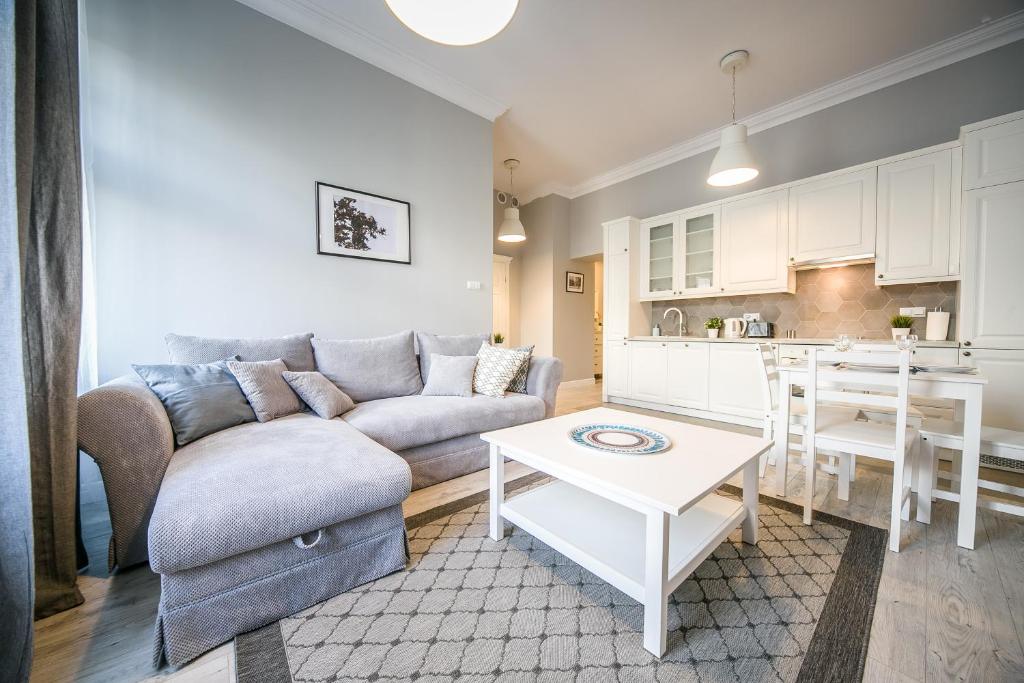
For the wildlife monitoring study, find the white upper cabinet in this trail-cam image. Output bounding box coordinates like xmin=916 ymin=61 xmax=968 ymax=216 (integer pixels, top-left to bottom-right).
xmin=721 ymin=189 xmax=794 ymax=294
xmin=639 ymin=215 xmax=680 ymax=299
xmin=963 ymin=114 xmax=1024 ymax=190
xmin=788 ymin=167 xmax=877 ymax=265
xmin=875 ymin=148 xmax=958 ymax=284
xmin=678 ymin=206 xmax=721 ymax=296
xmin=959 ymin=180 xmax=1024 ymax=349
xmin=603 ymin=220 xmax=630 ymax=340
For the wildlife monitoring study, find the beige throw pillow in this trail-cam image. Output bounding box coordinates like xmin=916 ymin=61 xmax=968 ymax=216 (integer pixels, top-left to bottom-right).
xmin=473 ymin=343 xmax=531 ymax=398
xmin=227 ymin=359 xmax=303 ymax=422
xmin=282 ymin=371 xmax=355 ymax=419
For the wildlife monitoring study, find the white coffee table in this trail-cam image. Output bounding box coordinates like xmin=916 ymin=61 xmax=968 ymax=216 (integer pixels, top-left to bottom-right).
xmin=481 ymin=406 xmax=771 ymax=657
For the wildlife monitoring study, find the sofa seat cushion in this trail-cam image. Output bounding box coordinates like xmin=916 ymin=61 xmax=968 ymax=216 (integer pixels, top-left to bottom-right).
xmin=148 ymin=413 xmax=411 ymax=574
xmin=344 ymin=393 xmax=545 ymax=452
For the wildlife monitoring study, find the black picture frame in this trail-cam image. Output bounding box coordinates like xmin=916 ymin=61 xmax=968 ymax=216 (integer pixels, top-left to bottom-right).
xmin=315 ymin=181 xmax=411 ymax=265
xmin=566 ymin=271 xmax=584 ymax=293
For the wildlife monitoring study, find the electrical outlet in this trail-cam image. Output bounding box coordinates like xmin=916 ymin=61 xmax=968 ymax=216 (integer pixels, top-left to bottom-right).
xmin=899 ymin=306 xmax=927 ymax=318
xmin=743 ymin=313 xmax=761 ymax=322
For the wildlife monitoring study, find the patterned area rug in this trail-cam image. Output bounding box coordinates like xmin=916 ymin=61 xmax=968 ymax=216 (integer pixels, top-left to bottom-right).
xmin=236 ymin=474 xmax=885 ymax=682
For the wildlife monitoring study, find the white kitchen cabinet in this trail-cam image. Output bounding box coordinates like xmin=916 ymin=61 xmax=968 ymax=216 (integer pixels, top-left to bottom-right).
xmin=603 ymin=217 xmax=644 ymax=341
xmin=603 ymin=340 xmax=630 ymax=399
xmin=963 ymin=113 xmax=1024 ymax=190
xmin=666 ymin=342 xmax=709 ymax=410
xmin=788 ymin=167 xmax=876 ymax=265
xmin=628 ymin=341 xmax=668 ymax=403
xmin=875 ymin=148 xmax=958 ymax=284
xmin=707 ymin=343 xmax=764 ymax=420
xmin=959 ymin=181 xmax=1024 ymax=349
xmin=639 ymin=214 xmax=680 ymax=299
xmin=959 ymin=348 xmax=1024 ymax=431
xmin=720 ymin=189 xmax=794 ymax=294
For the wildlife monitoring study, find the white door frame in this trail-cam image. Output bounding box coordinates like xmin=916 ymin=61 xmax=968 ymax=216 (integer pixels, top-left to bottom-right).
xmin=492 ymin=254 xmax=512 ymax=346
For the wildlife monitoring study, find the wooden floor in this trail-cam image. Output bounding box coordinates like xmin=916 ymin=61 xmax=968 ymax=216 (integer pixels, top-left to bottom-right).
xmin=33 ymin=381 xmax=1024 ymax=682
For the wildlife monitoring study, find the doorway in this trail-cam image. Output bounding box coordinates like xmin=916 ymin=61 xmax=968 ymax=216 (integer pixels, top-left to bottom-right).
xmin=492 ymin=254 xmax=512 ymax=346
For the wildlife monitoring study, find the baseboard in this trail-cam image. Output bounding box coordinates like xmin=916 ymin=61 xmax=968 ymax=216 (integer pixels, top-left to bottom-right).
xmin=560 ymin=377 xmax=597 ymax=389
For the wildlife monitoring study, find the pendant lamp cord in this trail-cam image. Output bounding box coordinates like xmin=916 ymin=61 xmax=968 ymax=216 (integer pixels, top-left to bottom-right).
xmin=731 ymin=66 xmax=736 ymax=124
xmin=509 ymin=167 xmax=515 ymax=200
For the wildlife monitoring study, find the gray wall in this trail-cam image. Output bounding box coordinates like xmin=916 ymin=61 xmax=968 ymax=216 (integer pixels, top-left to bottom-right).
xmin=570 ymin=39 xmax=1024 ymax=258
xmin=84 ymin=0 xmax=493 ymax=381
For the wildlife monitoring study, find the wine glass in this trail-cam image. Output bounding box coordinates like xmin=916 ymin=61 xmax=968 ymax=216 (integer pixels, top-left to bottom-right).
xmin=833 ymin=334 xmax=853 ymax=352
xmin=896 ymin=334 xmax=918 ymax=352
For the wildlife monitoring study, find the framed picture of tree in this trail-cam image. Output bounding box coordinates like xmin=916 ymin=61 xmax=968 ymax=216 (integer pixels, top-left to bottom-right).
xmin=315 ymin=181 xmax=411 ymax=264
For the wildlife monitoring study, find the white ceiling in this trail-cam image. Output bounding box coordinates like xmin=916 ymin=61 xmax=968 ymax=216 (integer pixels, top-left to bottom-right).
xmin=241 ymin=0 xmax=1024 ymax=200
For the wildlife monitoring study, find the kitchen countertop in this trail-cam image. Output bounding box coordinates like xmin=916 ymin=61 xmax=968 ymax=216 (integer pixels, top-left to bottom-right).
xmin=626 ymin=335 xmax=960 ymax=348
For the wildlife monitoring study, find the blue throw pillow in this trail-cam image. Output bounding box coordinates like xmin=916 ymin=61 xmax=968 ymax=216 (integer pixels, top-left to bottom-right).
xmin=133 ymin=357 xmax=257 ymax=446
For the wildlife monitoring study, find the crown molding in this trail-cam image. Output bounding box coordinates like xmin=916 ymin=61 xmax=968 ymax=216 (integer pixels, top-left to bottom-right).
xmin=567 ymin=10 xmax=1024 ymax=199
xmin=235 ymin=0 xmax=509 ymax=121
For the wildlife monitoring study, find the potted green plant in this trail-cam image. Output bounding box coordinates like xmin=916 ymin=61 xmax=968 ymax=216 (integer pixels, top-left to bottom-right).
xmin=889 ymin=314 xmax=914 ymax=341
xmin=705 ymin=317 xmax=724 ymax=339
xmin=492 ymin=332 xmax=505 ymax=346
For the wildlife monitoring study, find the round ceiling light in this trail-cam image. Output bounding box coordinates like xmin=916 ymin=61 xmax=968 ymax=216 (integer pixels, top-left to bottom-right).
xmin=385 ymin=0 xmax=519 ymax=46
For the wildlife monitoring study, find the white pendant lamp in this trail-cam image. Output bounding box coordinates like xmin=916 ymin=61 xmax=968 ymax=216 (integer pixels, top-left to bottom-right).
xmin=497 ymin=159 xmax=526 ymax=243
xmin=707 ymin=50 xmax=759 ymax=187
xmin=385 ymin=0 xmax=519 ymax=46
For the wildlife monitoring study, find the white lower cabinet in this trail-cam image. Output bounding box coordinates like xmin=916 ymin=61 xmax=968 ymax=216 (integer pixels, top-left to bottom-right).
xmin=959 ymin=348 xmax=1024 ymax=431
xmin=603 ymin=340 xmax=630 ymax=398
xmin=628 ymin=341 xmax=668 ymax=403
xmin=666 ymin=342 xmax=709 ymax=410
xmin=707 ymin=344 xmax=765 ymax=420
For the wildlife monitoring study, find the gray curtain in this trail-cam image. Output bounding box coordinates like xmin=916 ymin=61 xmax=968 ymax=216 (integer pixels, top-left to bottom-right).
xmin=15 ymin=0 xmax=85 ymax=624
xmin=1 ymin=0 xmax=36 ymax=679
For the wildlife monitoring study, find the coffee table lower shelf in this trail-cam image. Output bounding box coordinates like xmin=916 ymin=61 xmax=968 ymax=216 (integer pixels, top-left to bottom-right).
xmin=499 ymin=480 xmax=745 ymax=605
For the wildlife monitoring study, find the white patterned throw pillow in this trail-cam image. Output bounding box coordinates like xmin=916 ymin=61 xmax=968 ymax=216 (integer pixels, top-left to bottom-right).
xmin=473 ymin=343 xmax=530 ymax=398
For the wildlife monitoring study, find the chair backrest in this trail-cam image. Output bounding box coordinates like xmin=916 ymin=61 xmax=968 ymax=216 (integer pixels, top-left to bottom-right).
xmin=754 ymin=343 xmax=778 ymax=417
xmin=806 ymin=347 xmax=913 ymax=450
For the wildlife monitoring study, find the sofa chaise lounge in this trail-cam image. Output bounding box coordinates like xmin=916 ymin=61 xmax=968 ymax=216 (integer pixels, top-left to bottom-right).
xmin=77 ymin=331 xmax=562 ymax=666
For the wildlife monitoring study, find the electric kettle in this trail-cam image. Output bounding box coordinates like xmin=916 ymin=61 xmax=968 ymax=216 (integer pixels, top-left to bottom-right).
xmin=723 ymin=318 xmax=747 ymax=338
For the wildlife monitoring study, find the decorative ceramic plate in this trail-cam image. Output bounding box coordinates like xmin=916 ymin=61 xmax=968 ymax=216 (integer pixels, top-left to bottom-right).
xmin=568 ymin=424 xmax=671 ymax=455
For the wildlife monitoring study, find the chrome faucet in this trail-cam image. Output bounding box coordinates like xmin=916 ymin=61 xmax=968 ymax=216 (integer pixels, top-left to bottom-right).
xmin=663 ymin=307 xmax=686 ymax=336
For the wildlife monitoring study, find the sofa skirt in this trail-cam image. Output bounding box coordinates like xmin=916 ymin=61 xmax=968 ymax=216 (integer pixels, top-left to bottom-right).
xmin=154 ymin=505 xmax=407 ymax=668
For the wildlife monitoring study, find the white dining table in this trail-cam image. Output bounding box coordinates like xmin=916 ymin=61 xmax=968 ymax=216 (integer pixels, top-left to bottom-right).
xmin=774 ymin=362 xmax=987 ymax=549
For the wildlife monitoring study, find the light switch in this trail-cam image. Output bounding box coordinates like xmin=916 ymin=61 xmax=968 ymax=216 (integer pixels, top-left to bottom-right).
xmin=466 ymin=280 xmax=482 ymax=290
xmin=899 ymin=306 xmax=927 ymax=318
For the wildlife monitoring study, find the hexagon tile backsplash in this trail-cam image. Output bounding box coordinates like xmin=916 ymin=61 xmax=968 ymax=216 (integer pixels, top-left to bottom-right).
xmin=651 ymin=263 xmax=957 ymax=340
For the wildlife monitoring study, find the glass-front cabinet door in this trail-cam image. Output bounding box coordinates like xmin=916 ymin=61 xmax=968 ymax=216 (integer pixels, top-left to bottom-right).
xmin=639 ymin=214 xmax=680 ymax=299
xmin=679 ymin=206 xmax=721 ymax=295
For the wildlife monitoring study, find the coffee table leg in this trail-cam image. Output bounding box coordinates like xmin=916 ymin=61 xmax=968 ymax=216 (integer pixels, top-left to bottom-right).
xmin=489 ymin=444 xmax=505 ymax=541
xmin=743 ymin=457 xmax=759 ymax=545
xmin=643 ymin=510 xmax=669 ymax=657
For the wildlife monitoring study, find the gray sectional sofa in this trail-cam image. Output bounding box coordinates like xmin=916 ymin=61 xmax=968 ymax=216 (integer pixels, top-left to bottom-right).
xmin=76 ymin=331 xmax=562 ymax=667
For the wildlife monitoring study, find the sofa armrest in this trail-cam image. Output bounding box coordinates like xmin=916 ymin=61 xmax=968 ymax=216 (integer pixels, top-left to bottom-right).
xmin=525 ymin=356 xmax=563 ymax=417
xmin=78 ymin=375 xmax=174 ymax=570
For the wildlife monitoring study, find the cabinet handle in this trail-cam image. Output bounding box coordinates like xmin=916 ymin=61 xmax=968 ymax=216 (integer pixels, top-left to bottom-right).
xmin=789 ymin=257 xmax=795 ymax=262
xmin=962 ymin=351 xmax=972 ymax=357
xmin=963 ymin=340 xmax=972 ymax=347
xmin=720 ymin=287 xmax=725 ymax=292
xmin=877 ymin=274 xmax=883 ymax=279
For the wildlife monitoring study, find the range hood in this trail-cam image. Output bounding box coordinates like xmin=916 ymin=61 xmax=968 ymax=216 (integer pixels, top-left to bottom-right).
xmin=789 ymin=253 xmax=875 ymax=270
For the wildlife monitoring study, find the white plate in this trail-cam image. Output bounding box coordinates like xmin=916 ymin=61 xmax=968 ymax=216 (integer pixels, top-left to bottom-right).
xmin=912 ymin=365 xmax=976 ymax=374
xmin=843 ymin=363 xmax=899 ymax=373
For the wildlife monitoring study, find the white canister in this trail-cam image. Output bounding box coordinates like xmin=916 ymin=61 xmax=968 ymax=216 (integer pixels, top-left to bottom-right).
xmin=926 ymin=311 xmax=950 ymax=341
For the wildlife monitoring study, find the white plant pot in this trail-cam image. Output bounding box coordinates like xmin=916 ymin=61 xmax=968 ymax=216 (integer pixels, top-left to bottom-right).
xmin=707 ymin=329 xmax=720 ymax=338
xmin=891 ymin=328 xmax=911 ymax=340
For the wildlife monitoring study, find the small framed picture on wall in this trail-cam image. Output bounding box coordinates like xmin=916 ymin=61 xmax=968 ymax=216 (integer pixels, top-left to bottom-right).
xmin=315 ymin=181 xmax=411 ymax=264
xmin=566 ymin=271 xmax=584 ymax=293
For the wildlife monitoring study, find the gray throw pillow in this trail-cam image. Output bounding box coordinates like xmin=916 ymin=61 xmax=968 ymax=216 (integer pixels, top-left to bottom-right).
xmin=133 ymin=357 xmax=256 ymax=446
xmin=506 ymin=345 xmax=535 ymax=393
xmin=165 ymin=332 xmax=315 ymax=371
xmin=312 ymin=330 xmax=422 ymax=402
xmin=473 ymin=343 xmax=531 ymax=398
xmin=416 ymin=332 xmax=490 ymax=383
xmin=422 ymin=354 xmax=478 ymax=398
xmin=227 ymin=359 xmax=303 ymax=423
xmin=282 ymin=371 xmax=355 ymax=419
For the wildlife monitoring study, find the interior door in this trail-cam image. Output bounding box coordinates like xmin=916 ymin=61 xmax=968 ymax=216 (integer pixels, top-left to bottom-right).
xmin=875 ymin=149 xmax=952 ymax=282
xmin=666 ymin=342 xmax=709 ymax=410
xmin=960 ymin=181 xmax=1024 ymax=349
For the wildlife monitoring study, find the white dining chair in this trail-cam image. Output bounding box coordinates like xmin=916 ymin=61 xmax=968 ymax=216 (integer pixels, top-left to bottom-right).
xmin=915 ymin=420 xmax=1024 ymax=523
xmin=754 ymin=343 xmax=860 ymax=485
xmin=804 ymin=348 xmax=919 ymax=552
